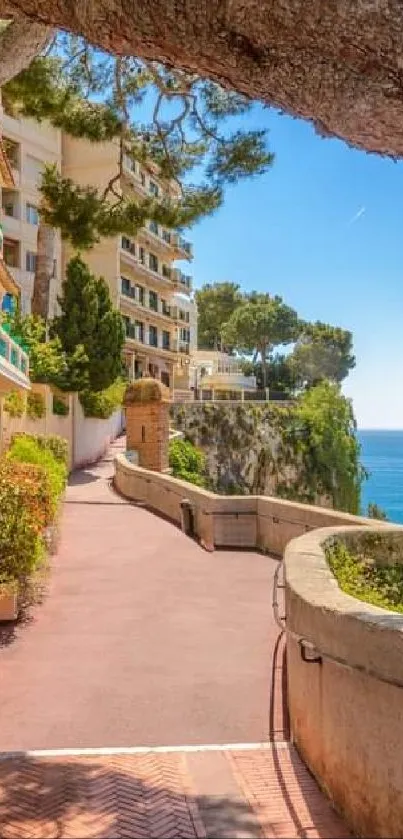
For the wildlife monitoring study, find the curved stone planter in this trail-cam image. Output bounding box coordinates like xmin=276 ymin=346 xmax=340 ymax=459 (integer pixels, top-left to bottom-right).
xmin=284 ymin=526 xmax=403 ymax=839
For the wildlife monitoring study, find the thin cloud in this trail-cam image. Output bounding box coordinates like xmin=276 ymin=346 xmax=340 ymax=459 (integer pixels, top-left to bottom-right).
xmin=348 ymin=206 xmax=366 ymax=225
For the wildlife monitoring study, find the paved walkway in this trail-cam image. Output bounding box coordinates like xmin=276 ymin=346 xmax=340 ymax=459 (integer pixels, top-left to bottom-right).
xmin=0 ymin=439 xmax=351 ymax=837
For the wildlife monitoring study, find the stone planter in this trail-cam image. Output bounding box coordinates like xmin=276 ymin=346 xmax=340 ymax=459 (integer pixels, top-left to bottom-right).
xmin=0 ymin=584 xmax=19 ymax=621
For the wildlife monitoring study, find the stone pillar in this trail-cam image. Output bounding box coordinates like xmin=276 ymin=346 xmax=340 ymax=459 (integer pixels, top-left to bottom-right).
xmin=124 ymin=378 xmax=170 ymax=472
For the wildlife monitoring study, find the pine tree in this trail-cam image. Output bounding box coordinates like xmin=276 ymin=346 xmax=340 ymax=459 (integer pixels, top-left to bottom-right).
xmin=2 ymin=38 xmax=275 ymax=317
xmin=51 ymin=256 xmax=124 ymax=392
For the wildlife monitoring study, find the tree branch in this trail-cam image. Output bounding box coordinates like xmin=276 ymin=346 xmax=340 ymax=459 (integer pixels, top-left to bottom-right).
xmin=0 ymin=17 xmax=53 ymax=85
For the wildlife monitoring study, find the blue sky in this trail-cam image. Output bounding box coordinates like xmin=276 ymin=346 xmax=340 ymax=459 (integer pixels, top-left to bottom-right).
xmin=187 ymin=103 xmax=403 ymax=430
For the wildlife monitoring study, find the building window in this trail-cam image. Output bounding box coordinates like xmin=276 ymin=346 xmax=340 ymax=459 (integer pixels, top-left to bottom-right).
xmin=25 ymin=250 xmax=37 ymax=273
xmin=180 ymin=327 xmax=190 ymax=343
xmin=121 ymin=276 xmax=131 ymax=296
xmin=149 ymin=220 xmax=159 ymax=235
xmin=162 ymin=330 xmax=170 ymax=350
xmin=149 ymin=290 xmax=158 ymax=311
xmin=161 ymin=371 xmax=170 ymax=388
xmin=121 ymin=236 xmax=135 ymax=256
xmin=3 ymin=239 xmax=19 ymax=268
xmin=149 ymin=180 xmax=159 ymax=197
xmin=162 ymin=229 xmax=171 ymax=244
xmin=136 ymin=285 xmax=145 ymax=305
xmin=161 ymin=299 xmax=170 ymax=317
xmin=149 ymin=325 xmax=158 ymax=347
xmin=139 ymin=246 xmax=145 ymax=265
xmin=135 ymin=320 xmax=144 ymax=342
xmin=149 ymin=253 xmax=158 ymax=273
xmin=2 ymin=192 xmax=17 ymax=218
xmin=162 ymin=264 xmax=171 ymax=279
xmin=3 ymin=138 xmax=19 ymax=169
xmin=140 ymin=171 xmax=146 ymax=187
xmin=26 ymin=203 xmax=39 ymax=225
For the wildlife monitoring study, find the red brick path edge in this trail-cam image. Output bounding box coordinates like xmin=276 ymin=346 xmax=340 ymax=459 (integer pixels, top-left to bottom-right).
xmin=0 ymin=746 xmax=352 ymax=839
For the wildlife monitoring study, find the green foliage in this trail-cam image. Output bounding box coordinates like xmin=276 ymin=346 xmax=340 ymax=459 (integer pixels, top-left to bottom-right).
xmin=290 ymin=322 xmax=355 ymax=387
xmin=51 ymin=256 xmax=124 ymax=392
xmin=327 ymin=541 xmax=403 ymax=613
xmin=171 ymin=389 xmax=364 ymax=513
xmin=40 ymin=167 xmax=222 ymax=250
xmin=7 ymin=436 xmax=67 ymax=519
xmin=169 ymin=438 xmax=208 ymax=487
xmin=3 ymin=43 xmax=274 ymax=250
xmin=195 ymin=282 xmax=242 ymax=349
xmin=52 ymin=394 xmax=70 ymax=416
xmin=12 ymin=433 xmax=69 ymax=467
xmin=79 ymin=379 xmax=126 ymax=419
xmin=0 ymin=460 xmax=46 ymax=587
xmin=26 ymin=391 xmax=46 ymax=420
xmin=367 ymin=502 xmax=388 ymax=521
xmin=281 ymin=382 xmax=364 ymax=513
xmin=4 ymin=390 xmax=25 ymax=417
xmin=222 ymin=296 xmax=300 ymax=387
xmin=4 ymin=312 xmax=67 ymax=386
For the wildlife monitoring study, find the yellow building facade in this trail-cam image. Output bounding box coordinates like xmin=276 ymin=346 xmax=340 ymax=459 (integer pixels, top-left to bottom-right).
xmin=62 ymin=136 xmax=196 ymax=392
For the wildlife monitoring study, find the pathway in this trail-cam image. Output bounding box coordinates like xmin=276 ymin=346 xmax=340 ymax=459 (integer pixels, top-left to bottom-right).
xmin=0 ymin=438 xmax=351 ymax=838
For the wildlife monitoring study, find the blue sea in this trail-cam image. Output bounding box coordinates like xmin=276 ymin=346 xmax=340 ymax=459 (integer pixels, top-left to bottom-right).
xmin=359 ymin=430 xmax=403 ymax=523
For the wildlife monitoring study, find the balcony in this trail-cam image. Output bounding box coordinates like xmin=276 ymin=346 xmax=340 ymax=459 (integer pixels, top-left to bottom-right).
xmin=176 ymin=272 xmax=192 ymax=292
xmin=178 ymin=237 xmax=193 ymax=260
xmin=0 ymin=323 xmax=30 ymax=392
xmin=120 ymin=240 xmax=177 ymax=289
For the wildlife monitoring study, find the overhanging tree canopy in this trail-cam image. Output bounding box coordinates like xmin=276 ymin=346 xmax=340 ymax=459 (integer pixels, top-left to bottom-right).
xmin=1 ymin=2 xmax=403 ymax=157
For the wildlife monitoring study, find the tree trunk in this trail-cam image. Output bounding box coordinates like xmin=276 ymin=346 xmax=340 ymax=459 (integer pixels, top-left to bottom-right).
xmin=260 ymin=345 xmax=268 ymax=390
xmin=2 ymin=1 xmax=403 ymax=156
xmin=31 ymin=220 xmax=55 ymax=320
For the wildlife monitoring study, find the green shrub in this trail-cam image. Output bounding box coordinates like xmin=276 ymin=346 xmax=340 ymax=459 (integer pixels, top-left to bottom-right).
xmin=7 ymin=436 xmax=67 ymax=518
xmin=52 ymin=394 xmax=69 ymax=416
xmin=169 ymin=438 xmax=208 ymax=488
xmin=4 ymin=390 xmax=25 ymax=417
xmin=27 ymin=391 xmax=46 ymax=420
xmin=12 ymin=433 xmax=69 ymax=468
xmin=80 ymin=378 xmax=125 ymax=419
xmin=326 ymin=541 xmax=403 ymax=614
xmin=0 ymin=460 xmax=46 ymax=586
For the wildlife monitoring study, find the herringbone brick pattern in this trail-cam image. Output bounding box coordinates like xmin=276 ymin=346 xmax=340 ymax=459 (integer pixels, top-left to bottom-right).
xmin=0 ymin=747 xmax=352 ymax=839
xmin=0 ymin=754 xmax=206 ymax=839
xmin=228 ymin=746 xmax=352 ymax=839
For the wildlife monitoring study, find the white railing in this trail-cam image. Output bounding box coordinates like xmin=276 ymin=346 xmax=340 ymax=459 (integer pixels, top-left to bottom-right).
xmin=0 ymin=325 xmax=30 ymax=387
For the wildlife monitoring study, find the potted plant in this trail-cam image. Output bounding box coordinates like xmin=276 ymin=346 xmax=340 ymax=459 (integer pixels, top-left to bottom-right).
xmin=0 ymin=577 xmax=19 ymax=621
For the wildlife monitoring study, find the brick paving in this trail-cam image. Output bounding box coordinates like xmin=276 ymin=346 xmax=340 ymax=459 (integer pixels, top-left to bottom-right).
xmin=0 ymin=438 xmax=352 ymax=837
xmin=0 ymin=747 xmax=351 ymax=838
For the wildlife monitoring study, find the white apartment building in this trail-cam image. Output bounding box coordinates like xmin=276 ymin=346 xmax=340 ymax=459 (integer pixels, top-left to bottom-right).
xmin=0 ymin=107 xmax=62 ymax=316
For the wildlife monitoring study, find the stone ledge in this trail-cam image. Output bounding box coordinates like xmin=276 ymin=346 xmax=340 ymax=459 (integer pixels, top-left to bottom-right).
xmin=284 ymin=525 xmax=403 ymax=839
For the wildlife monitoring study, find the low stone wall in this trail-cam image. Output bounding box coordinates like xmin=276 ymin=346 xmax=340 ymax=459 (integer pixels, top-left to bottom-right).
xmin=114 ymin=454 xmax=383 ymax=553
xmin=284 ymin=526 xmax=403 ymax=839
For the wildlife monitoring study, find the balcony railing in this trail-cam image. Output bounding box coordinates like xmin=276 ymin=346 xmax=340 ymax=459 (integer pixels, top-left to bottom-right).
xmin=0 ymin=323 xmax=30 ymax=386
xmin=178 ymin=237 xmax=193 ymax=259
xmin=177 ymin=272 xmax=192 ymax=291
